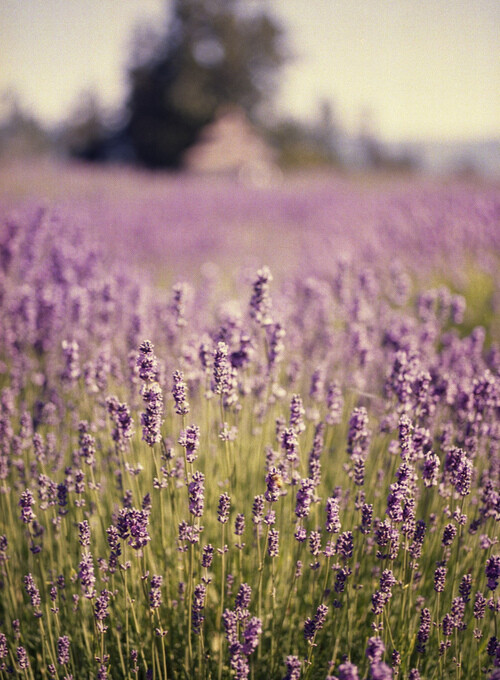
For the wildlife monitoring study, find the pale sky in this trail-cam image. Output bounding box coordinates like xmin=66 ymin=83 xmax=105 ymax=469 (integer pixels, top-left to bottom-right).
xmin=1 ymin=0 xmax=499 ymax=142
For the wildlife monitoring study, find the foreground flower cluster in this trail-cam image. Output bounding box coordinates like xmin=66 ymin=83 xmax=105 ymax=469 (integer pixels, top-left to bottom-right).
xmin=0 ymin=185 xmax=499 ymax=679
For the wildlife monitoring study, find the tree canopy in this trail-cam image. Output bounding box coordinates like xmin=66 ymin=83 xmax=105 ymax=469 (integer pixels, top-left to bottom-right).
xmin=125 ymin=0 xmax=287 ymax=168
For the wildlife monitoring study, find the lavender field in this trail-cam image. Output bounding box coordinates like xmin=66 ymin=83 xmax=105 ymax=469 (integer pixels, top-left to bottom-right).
xmin=0 ymin=162 xmax=499 ymax=679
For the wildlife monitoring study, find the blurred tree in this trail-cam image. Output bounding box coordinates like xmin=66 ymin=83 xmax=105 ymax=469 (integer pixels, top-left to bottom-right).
xmin=125 ymin=0 xmax=287 ymax=168
xmin=60 ymin=90 xmax=110 ymax=162
xmin=0 ymin=90 xmax=51 ymax=159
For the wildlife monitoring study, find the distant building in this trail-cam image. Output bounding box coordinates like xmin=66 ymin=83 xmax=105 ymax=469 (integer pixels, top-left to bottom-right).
xmin=183 ymin=106 xmax=279 ymax=183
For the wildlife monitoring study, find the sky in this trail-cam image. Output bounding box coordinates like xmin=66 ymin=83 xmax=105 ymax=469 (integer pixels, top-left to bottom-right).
xmin=1 ymin=0 xmax=499 ymax=143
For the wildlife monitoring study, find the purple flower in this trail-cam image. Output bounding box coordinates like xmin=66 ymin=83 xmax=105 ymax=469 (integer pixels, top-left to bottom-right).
xmin=78 ymin=520 xmax=91 ymax=548
xmin=116 ymin=508 xmax=151 ymax=550
xmin=249 ymin=266 xmax=273 ymax=327
xmin=295 ymin=478 xmax=315 ymax=518
xmin=192 ymin=583 xmax=206 ymax=634
xmin=474 ymin=591 xmax=487 ymax=619
xmin=137 ymin=340 xmax=158 ymax=382
xmin=57 ymin=635 xmax=69 ymax=666
xmin=416 ymin=608 xmax=431 ymax=653
xmin=336 ymin=531 xmax=353 ymax=560
xmin=370 ymin=662 xmax=392 ymax=680
xmin=201 ymin=544 xmax=214 ymax=569
xmin=326 ymin=496 xmax=341 ymax=533
xmin=265 ymin=468 xmax=282 ymax=503
xmin=24 ymin=573 xmax=41 ymax=611
xmin=79 ymin=551 xmax=96 ymax=599
xmin=337 ymin=661 xmax=359 ymax=680
xmin=361 ymin=503 xmax=373 ymax=534
xmin=434 ymin=566 xmax=447 ymax=593
xmin=213 ymin=342 xmax=231 ymax=395
xmin=335 ymin=566 xmax=351 ymax=593
xmin=283 ymin=655 xmax=301 ymax=680
xmin=242 ymin=616 xmax=262 ymax=655
xmin=172 ymin=370 xmax=190 ymax=416
xmin=61 ymin=339 xmax=81 ymax=382
xmin=459 ymin=574 xmax=472 ymax=603
xmin=234 ymin=513 xmax=245 ymax=537
xmin=379 ymin=569 xmax=396 ymax=594
xmin=486 ymin=555 xmax=500 ymax=591
xmin=107 ymin=397 xmax=134 ymax=451
xmin=441 ymin=523 xmax=457 ymax=547
xmin=95 ymin=590 xmax=111 ymax=632
xmin=304 ymin=603 xmax=328 ymax=641
xmin=19 ymin=489 xmax=36 ymax=524
xmin=268 ymin=529 xmax=279 ymax=558
xmin=252 ymin=495 xmax=265 ymax=524
xmin=16 ymin=646 xmax=29 ymax=669
xmin=217 ymin=492 xmax=231 ymax=524
xmin=178 ymin=424 xmax=200 ymax=463
xmin=140 ymin=382 xmax=164 ymax=446
xmin=326 ymin=380 xmax=343 ymax=425
xmin=149 ymin=575 xmax=162 ymax=610
xmin=289 ymin=394 xmax=305 ymax=434
xmin=281 ymin=427 xmax=299 ymax=466
xmin=309 ymin=531 xmax=321 ymax=556
xmin=235 ymin=583 xmax=252 ymax=613
xmin=189 ymin=472 xmax=205 ymax=518
xmin=366 ymin=636 xmax=385 ymax=663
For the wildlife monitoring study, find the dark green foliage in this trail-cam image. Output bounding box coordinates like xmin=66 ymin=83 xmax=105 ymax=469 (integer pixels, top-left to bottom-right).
xmin=125 ymin=0 xmax=287 ymax=167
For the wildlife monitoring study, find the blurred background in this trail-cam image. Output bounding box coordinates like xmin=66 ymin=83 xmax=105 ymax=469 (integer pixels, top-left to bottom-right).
xmin=0 ymin=0 xmax=499 ymax=179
